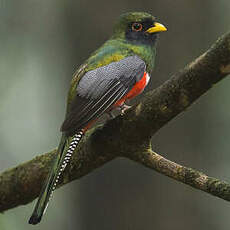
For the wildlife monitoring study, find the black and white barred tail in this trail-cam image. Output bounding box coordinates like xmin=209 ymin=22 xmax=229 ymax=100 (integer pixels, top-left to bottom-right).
xmin=28 ymin=130 xmax=84 ymax=225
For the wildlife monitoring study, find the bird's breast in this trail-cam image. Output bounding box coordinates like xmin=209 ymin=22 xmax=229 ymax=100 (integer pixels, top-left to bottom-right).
xmin=114 ymin=72 xmax=150 ymax=107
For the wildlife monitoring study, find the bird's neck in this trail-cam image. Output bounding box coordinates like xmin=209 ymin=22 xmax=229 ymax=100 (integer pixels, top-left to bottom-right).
xmin=111 ymin=39 xmax=157 ymax=73
xmin=87 ymin=39 xmax=156 ymax=73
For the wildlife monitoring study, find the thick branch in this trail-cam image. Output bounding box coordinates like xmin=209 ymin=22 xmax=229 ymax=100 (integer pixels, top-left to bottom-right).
xmin=0 ymin=128 xmax=116 ymax=212
xmin=0 ymin=32 xmax=230 ymax=212
xmin=109 ymin=32 xmax=230 ymax=144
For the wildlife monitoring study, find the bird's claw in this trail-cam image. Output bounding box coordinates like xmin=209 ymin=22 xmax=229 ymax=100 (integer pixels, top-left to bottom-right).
xmin=120 ymin=104 xmax=132 ymax=115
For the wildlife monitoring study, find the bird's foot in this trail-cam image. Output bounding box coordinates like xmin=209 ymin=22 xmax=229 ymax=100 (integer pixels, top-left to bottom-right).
xmin=120 ymin=104 xmax=132 ymax=115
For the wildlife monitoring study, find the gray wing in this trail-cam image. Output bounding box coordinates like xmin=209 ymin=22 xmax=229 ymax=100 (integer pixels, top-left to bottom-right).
xmin=61 ymin=56 xmax=146 ymax=136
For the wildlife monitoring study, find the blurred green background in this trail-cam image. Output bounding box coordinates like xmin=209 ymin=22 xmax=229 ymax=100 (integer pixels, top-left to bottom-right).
xmin=0 ymin=0 xmax=230 ymax=229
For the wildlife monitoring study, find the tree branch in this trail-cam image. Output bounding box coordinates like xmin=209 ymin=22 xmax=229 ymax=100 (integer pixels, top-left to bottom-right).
xmin=128 ymin=148 xmax=230 ymax=201
xmin=0 ymin=32 xmax=230 ymax=212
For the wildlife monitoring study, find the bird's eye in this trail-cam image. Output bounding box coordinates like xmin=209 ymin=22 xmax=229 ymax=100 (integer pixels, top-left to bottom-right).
xmin=132 ymin=23 xmax=143 ymax=32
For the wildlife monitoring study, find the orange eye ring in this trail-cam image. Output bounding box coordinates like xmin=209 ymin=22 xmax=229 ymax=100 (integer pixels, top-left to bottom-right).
xmin=132 ymin=23 xmax=143 ymax=32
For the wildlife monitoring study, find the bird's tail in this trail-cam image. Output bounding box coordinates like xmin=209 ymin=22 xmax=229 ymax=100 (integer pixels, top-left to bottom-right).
xmin=28 ymin=130 xmax=84 ymax=225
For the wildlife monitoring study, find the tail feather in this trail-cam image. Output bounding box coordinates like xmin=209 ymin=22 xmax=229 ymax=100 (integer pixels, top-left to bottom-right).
xmin=29 ymin=131 xmax=84 ymax=225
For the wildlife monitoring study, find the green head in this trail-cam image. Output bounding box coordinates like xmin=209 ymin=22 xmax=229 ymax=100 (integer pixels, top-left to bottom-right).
xmin=112 ymin=12 xmax=167 ymax=46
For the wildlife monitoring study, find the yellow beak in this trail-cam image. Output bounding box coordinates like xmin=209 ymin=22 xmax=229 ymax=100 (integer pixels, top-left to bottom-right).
xmin=146 ymin=22 xmax=167 ymax=33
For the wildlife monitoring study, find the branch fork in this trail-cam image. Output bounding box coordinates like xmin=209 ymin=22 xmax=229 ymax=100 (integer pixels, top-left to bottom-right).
xmin=0 ymin=32 xmax=230 ymax=212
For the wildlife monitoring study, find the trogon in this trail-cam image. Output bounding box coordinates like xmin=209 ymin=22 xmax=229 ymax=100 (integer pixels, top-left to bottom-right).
xmin=29 ymin=11 xmax=167 ymax=224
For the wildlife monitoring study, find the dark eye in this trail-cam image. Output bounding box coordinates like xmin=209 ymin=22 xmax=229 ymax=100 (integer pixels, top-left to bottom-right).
xmin=132 ymin=22 xmax=143 ymax=32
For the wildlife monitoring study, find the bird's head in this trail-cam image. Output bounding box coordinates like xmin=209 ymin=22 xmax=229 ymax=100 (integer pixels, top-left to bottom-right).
xmin=112 ymin=12 xmax=167 ymax=45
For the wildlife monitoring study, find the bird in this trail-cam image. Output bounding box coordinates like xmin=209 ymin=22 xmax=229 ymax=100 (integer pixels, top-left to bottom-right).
xmin=28 ymin=11 xmax=167 ymax=225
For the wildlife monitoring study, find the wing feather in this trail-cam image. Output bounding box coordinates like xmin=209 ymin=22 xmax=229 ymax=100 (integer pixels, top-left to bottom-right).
xmin=61 ymin=56 xmax=146 ymax=136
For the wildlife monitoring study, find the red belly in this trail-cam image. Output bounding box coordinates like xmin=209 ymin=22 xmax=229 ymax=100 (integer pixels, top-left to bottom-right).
xmin=114 ymin=72 xmax=148 ymax=107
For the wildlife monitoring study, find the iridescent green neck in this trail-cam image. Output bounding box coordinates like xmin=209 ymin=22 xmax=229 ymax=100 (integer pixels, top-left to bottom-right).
xmin=86 ymin=38 xmax=157 ymax=73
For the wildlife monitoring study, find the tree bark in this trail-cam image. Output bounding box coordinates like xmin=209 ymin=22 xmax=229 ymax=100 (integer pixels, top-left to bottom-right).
xmin=0 ymin=32 xmax=230 ymax=212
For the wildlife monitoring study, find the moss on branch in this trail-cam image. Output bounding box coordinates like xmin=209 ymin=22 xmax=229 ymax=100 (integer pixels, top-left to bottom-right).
xmin=0 ymin=32 xmax=230 ymax=212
